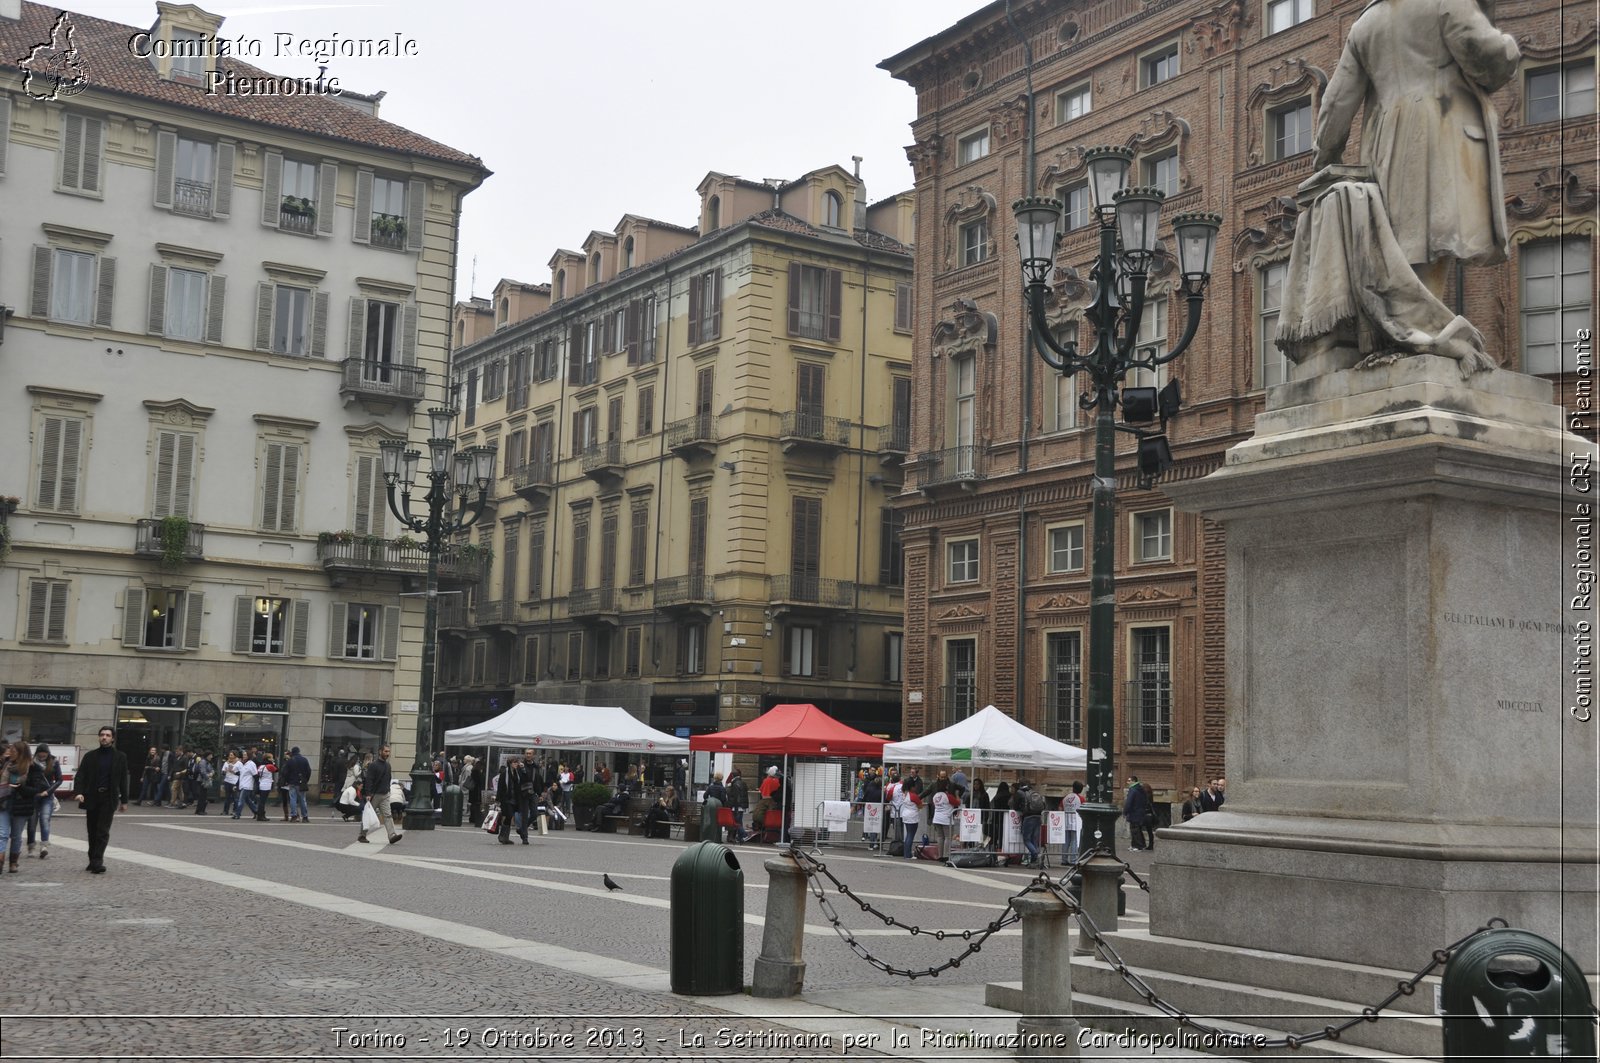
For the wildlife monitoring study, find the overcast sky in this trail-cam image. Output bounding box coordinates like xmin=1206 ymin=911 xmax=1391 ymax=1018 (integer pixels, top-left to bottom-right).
xmin=64 ymin=0 xmax=983 ymax=301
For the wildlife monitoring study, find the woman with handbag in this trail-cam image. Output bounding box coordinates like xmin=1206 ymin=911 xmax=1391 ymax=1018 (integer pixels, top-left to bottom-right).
xmin=27 ymin=745 xmax=62 ymax=858
xmin=1 ymin=741 xmax=45 ymax=874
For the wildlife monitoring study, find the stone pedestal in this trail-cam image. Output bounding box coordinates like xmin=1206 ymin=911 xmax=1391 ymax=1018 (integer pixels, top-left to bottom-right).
xmin=1155 ymin=356 xmax=1596 ymax=972
xmin=1074 ymin=859 xmax=1122 ymax=957
xmin=751 ymin=854 xmax=807 ymax=997
xmin=1013 ymin=893 xmax=1078 ymax=1059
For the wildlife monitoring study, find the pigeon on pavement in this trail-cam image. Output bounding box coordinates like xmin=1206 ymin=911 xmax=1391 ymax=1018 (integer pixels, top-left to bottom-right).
xmin=603 ymin=874 xmax=622 ymax=892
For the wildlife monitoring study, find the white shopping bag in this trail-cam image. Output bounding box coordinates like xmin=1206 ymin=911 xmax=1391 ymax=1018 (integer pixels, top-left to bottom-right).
xmin=957 ymin=807 xmax=982 ymax=842
xmin=1001 ymin=810 xmax=1023 ymax=853
xmin=360 ymin=801 xmax=380 ymax=834
xmin=1046 ymin=811 xmax=1066 ymax=844
xmin=863 ymin=803 xmax=882 ymax=834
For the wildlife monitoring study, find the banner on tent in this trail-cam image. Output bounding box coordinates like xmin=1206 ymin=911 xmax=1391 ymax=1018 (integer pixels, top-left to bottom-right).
xmin=1047 ymin=811 xmax=1066 ymax=844
xmin=958 ymin=807 xmax=982 ymax=842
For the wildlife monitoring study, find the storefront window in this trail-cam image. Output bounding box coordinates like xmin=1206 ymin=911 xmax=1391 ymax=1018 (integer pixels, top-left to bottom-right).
xmin=222 ymin=712 xmax=287 ymax=759
xmin=320 ymin=709 xmax=387 ymax=798
xmin=117 ymin=708 xmax=184 ymax=757
xmin=0 ymin=690 xmax=77 ymax=745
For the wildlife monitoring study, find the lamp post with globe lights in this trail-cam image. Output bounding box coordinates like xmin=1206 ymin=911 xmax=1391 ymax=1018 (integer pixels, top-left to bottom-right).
xmin=379 ymin=406 xmax=497 ymax=831
xmin=1013 ymin=146 xmax=1221 ymax=858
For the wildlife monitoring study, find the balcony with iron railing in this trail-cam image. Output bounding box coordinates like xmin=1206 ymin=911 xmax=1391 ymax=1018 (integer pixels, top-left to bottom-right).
xmin=568 ymin=584 xmax=619 ymax=624
xmin=511 ymin=458 xmax=555 ymax=500
xmin=339 ymin=358 xmax=426 ymax=405
xmin=174 ymin=178 xmax=212 ymax=218
xmin=778 ymin=409 xmax=851 ymax=454
xmin=133 ymin=518 xmax=205 ymax=563
xmin=767 ymin=574 xmax=855 ymax=608
xmin=1125 ymin=678 xmax=1173 ymax=748
xmin=916 ymin=445 xmax=984 ymax=490
xmin=1041 ymin=681 xmax=1084 ymax=745
xmin=653 ymin=573 xmax=712 ymax=610
xmin=475 ymin=599 xmax=519 ymax=628
xmin=316 ymin=539 xmax=488 ymax=584
xmin=436 ymin=597 xmax=471 ymax=631
xmin=878 ymin=423 xmax=911 ymax=462
xmin=370 ymin=212 xmax=407 ymax=250
xmin=580 ymin=439 xmax=624 ymax=480
xmin=941 ymin=682 xmax=980 ymax=727
xmin=666 ymin=412 xmax=715 ymax=456
xmin=278 ymin=206 xmax=317 ymax=235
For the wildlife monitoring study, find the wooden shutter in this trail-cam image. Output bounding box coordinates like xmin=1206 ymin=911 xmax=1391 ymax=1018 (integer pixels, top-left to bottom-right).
xmin=625 ymin=300 xmax=640 ymax=364
xmin=327 ymin=602 xmax=348 ymax=658
xmin=279 ymin=445 xmax=300 ymax=532
xmin=687 ymin=273 xmax=703 ymax=345
xmin=206 ymin=274 xmax=227 ymax=345
xmin=179 ymin=591 xmax=204 ymax=651
xmin=381 ymin=606 xmax=401 ymax=661
xmin=346 ymin=297 xmax=367 ymax=360
xmin=153 ymin=430 xmax=196 ymax=518
xmin=30 ymin=246 xmax=51 ymax=318
xmin=786 ymin=263 xmax=802 ymax=335
xmin=122 ymin=587 xmax=147 ymax=647
xmin=153 ymin=129 xmax=176 ymax=208
xmin=895 ymin=281 xmax=913 ymax=332
xmin=600 ymin=512 xmax=618 ymax=588
xmin=629 ymin=505 xmax=648 ymax=584
xmin=625 ymin=627 xmax=641 ymax=676
xmin=826 ymin=268 xmax=842 ymax=341
xmin=262 ymin=442 xmax=299 ymax=531
xmin=791 ymin=497 xmax=821 ymax=583
xmin=94 ymin=257 xmax=115 ymax=327
xmin=353 ymin=453 xmax=383 ymax=535
xmin=570 ymin=410 xmax=582 ymax=457
xmin=570 ymin=518 xmax=589 ymax=592
xmin=254 ymin=283 xmax=274 ymax=351
xmin=317 ymin=161 xmax=338 ymax=235
xmin=261 ymin=444 xmax=282 ymax=530
xmin=352 ymin=169 xmax=373 ymax=243
xmin=0 ymin=94 xmax=10 ymax=175
xmin=567 ymin=324 xmax=583 ymax=384
xmin=607 ymin=396 xmax=623 ymax=441
xmin=502 ymin=525 xmax=520 ymax=601
xmin=36 ymin=416 xmax=83 ymax=514
xmin=146 ymin=264 xmax=168 ymax=334
xmin=60 ymin=113 xmax=83 ymax=190
xmin=695 ymin=366 xmax=714 ymax=416
xmin=797 ymin=362 xmax=825 ymax=416
xmin=400 ymin=304 xmax=418 ymax=365
xmin=893 ymin=377 xmax=912 ymax=438
xmin=405 ymin=177 xmax=426 ymax=251
xmin=528 ymin=525 xmax=544 ymax=599
xmin=637 ymin=386 xmax=654 ymax=436
xmin=708 ymin=270 xmax=723 ymax=340
xmin=815 ymin=624 xmax=830 ymax=675
xmin=26 ymin=580 xmax=49 ymax=641
xmin=36 ymin=416 xmax=61 ymax=510
xmin=309 ymin=291 xmax=329 ymax=358
xmin=232 ymin=596 xmax=253 ymax=653
xmin=213 ymin=141 xmax=235 ymax=218
xmin=688 ymin=497 xmax=708 ymax=578
xmin=289 ymin=599 xmax=310 ymax=657
xmin=260 ymin=150 xmax=283 ymax=227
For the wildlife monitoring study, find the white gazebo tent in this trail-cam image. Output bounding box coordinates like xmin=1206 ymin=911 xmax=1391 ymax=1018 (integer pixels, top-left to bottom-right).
xmin=882 ymin=705 xmax=1087 ymax=770
xmin=443 ymin=702 xmax=689 ymax=754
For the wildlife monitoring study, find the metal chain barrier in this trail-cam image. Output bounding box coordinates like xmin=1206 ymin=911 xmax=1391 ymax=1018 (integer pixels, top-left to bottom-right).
xmin=792 ymin=841 xmax=1536 ymax=1049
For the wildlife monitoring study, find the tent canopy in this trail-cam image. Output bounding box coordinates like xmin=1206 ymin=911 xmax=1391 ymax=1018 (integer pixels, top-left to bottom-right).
xmin=689 ymin=703 xmax=886 ymax=758
xmin=443 ymin=702 xmax=689 ymax=754
xmin=881 ymin=705 xmax=1087 ymax=770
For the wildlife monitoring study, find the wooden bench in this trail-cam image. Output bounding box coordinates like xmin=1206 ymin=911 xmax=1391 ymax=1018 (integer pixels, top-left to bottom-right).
xmin=600 ymin=815 xmax=631 ymax=834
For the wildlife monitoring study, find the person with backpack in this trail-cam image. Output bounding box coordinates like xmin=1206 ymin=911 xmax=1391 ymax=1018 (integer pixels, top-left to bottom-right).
xmin=282 ymin=747 xmax=312 ymax=822
xmin=1016 ymin=781 xmax=1046 ymax=868
xmin=723 ymin=768 xmax=749 ymax=842
xmin=26 ymin=744 xmax=62 ymax=858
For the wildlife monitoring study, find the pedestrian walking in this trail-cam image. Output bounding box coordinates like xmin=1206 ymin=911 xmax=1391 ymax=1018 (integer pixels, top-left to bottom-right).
xmin=282 ymin=747 xmax=312 ymax=823
xmin=74 ymin=727 xmax=130 ymax=874
xmin=724 ymin=768 xmax=748 ymax=843
xmin=1061 ymin=780 xmax=1083 ymax=864
xmin=136 ymin=747 xmax=160 ymax=806
xmin=190 ymin=751 xmax=213 ymax=815
xmin=1124 ymin=776 xmax=1153 ymax=851
xmin=1181 ymin=785 xmax=1204 ymax=822
xmin=358 ymin=745 xmax=401 ymax=845
xmin=220 ymin=751 xmax=240 ymax=814
xmin=1 ymin=741 xmax=45 ymax=873
xmin=257 ymin=753 xmax=277 ymax=821
xmin=1016 ymin=781 xmax=1045 ymax=867
xmin=462 ymin=756 xmax=483 ymax=826
xmin=167 ymin=746 xmax=191 ymax=808
xmin=26 ymin=744 xmax=62 ymax=858
xmin=233 ymin=752 xmax=259 ymax=819
xmin=496 ymin=754 xmax=530 ymax=845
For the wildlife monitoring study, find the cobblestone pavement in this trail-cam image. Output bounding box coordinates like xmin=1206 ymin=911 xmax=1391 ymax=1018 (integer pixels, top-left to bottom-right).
xmin=0 ymin=807 xmax=1184 ymax=1062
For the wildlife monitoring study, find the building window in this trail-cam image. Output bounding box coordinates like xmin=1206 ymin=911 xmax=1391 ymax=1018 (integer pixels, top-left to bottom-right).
xmin=623 ymin=236 xmax=635 ymax=270
xmin=341 ymin=603 xmax=382 ymax=660
xmin=1129 ymin=296 xmax=1168 ymax=390
xmin=49 ymin=249 xmax=97 ymax=325
xmin=1143 ymin=152 xmax=1179 ymax=196
xmin=593 ymin=628 xmax=613 ymax=680
xmin=1265 ymin=0 xmax=1313 ymax=34
xmin=563 ymin=632 xmax=582 ymax=681
xmin=554 ymin=269 xmax=565 ymax=301
xmin=24 ymin=579 xmax=70 ymax=643
xmin=34 ymin=414 xmax=85 ymax=514
xmin=952 ymin=353 xmax=976 ymax=469
xmin=879 ymin=507 xmax=904 ymax=586
xmin=1047 ymin=524 xmax=1084 ymax=573
xmin=628 ymin=503 xmax=649 ymax=585
xmin=272 ymin=285 xmax=310 ymax=357
xmin=1047 ymin=322 xmax=1079 ymax=432
xmin=679 ymin=623 xmax=706 ymax=675
xmin=789 ymin=264 xmax=841 ymax=341
xmin=591 ymin=252 xmax=602 ymax=285
xmin=249 ymin=596 xmax=290 ymax=656
xmin=823 ymin=190 xmax=844 ymax=228
xmin=637 ymin=385 xmax=655 ymax=436
xmin=688 ymin=269 xmax=722 ymax=344
xmin=1141 ymin=43 xmax=1180 ymax=88
xmin=152 ymin=429 xmax=197 ymax=519
xmin=58 ymin=113 xmax=104 ymax=194
xmin=370 ymin=176 xmax=407 ymax=247
xmin=1062 ymin=182 xmax=1091 ymax=231
xmin=640 ymin=294 xmax=658 ymax=362
xmin=945 ymin=639 xmax=978 ymax=723
xmin=786 ymin=624 xmax=824 ymax=677
xmin=1259 ymin=261 xmax=1291 ymax=387
xmin=1130 ymin=626 xmax=1172 ymax=746
xmin=138 ymin=589 xmax=186 ymax=649
xmin=1525 ymin=58 xmax=1595 ymax=124
xmin=894 ymin=282 xmax=913 ymax=333
xmin=1057 ymin=83 xmax=1091 ymax=124
xmin=362 ymin=301 xmax=403 ymax=369
xmin=1045 ymin=631 xmax=1083 ymax=743
xmin=173 ymin=135 xmax=215 ymax=217
xmin=162 ymin=267 xmax=208 ymax=341
xmin=168 ymin=29 xmax=206 ymax=81
xmin=1269 ymin=101 xmax=1313 ymax=161
xmin=707 ymin=196 xmax=720 ymax=230
xmin=885 ymin=632 xmax=904 ymax=683
xmin=1521 ymin=238 xmax=1592 ymax=374
xmin=947 ymin=537 xmax=980 ymax=583
xmin=960 ymin=219 xmax=989 ymax=266
xmin=624 ymin=627 xmax=642 ymax=677
xmin=1134 ymin=509 xmax=1173 ymax=563
xmin=957 ymin=128 xmax=990 ymax=165
xmin=259 ymin=441 xmax=301 ymax=533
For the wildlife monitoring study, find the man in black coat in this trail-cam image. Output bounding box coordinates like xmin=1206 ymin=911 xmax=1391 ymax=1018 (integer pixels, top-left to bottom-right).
xmin=496 ymin=754 xmax=531 ymax=844
xmin=282 ymin=746 xmax=312 ymax=822
xmin=358 ymin=745 xmax=400 ymax=845
xmin=74 ymin=726 xmax=129 ymax=874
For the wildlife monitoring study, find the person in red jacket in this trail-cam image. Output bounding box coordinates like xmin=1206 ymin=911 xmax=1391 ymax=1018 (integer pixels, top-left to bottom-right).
xmin=748 ymin=766 xmax=783 ymax=841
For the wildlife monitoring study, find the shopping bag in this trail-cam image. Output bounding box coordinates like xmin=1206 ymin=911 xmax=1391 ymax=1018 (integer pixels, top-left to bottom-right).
xmin=482 ymin=807 xmax=500 ymax=834
xmin=360 ymin=801 xmax=380 ymax=834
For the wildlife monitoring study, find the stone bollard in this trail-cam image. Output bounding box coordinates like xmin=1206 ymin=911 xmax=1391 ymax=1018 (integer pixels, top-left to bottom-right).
xmin=751 ymin=851 xmax=807 ymax=997
xmin=1074 ymin=857 xmax=1120 ymax=957
xmin=1013 ymin=892 xmax=1079 ymax=1059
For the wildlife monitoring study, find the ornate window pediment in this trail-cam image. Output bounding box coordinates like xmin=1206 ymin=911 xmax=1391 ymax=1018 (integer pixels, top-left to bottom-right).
xmin=931 ymin=298 xmax=998 ymax=360
xmin=942 ymin=186 xmax=998 ymax=271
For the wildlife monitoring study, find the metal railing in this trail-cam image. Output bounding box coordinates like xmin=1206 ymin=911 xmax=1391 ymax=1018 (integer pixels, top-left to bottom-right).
xmin=654 ymin=573 xmax=712 ymax=607
xmin=475 ymin=600 xmax=518 ymax=626
xmin=768 ymin=574 xmax=855 ymax=606
xmin=1042 ymin=680 xmax=1083 ymax=744
xmin=878 ymin=423 xmax=911 ymax=454
xmin=173 ymin=178 xmax=212 ymax=217
xmin=315 ymin=540 xmax=488 ymax=582
xmin=580 ymin=439 xmax=623 ymax=473
xmin=279 ymin=209 xmax=316 ymax=235
xmin=941 ymin=682 xmax=979 ymax=725
xmin=568 ymin=585 xmax=618 ymax=616
xmin=511 ymin=459 xmax=554 ymax=493
xmin=370 ymin=213 xmax=406 ymax=250
xmin=916 ymin=445 xmax=983 ymax=488
xmin=1125 ymin=678 xmax=1173 ymax=747
xmin=436 ymin=597 xmax=471 ymax=629
xmin=666 ymin=412 xmax=715 ymax=451
xmin=779 ymin=409 xmax=852 ymax=446
xmin=133 ymin=518 xmax=205 ymax=561
xmin=340 ymin=358 xmax=426 ymax=402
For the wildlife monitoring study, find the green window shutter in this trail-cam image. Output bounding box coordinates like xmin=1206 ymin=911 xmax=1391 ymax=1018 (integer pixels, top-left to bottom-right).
xmin=206 ymin=274 xmax=227 ymax=346
xmin=310 ymin=290 xmax=329 ymax=358
xmin=232 ymin=596 xmax=252 ymax=653
xmin=381 ymin=606 xmax=401 ymax=662
xmin=182 ymin=591 xmax=204 ymax=651
xmin=317 ymin=161 xmax=338 ymax=235
xmin=290 ymin=599 xmax=310 ymax=657
xmin=147 ymin=264 xmax=168 ymax=334
xmin=122 ymin=587 xmax=147 ymax=647
xmin=687 ymin=274 xmax=702 ymax=346
xmin=153 ymin=129 xmax=176 ymax=208
xmin=260 ymin=150 xmax=282 ymax=228
xmin=94 ymin=256 xmax=115 ymax=328
xmin=352 ymin=169 xmax=373 ymax=244
xmin=709 ymin=270 xmax=723 ymax=340
xmin=404 ymin=177 xmax=426 ymax=252
xmin=327 ymin=602 xmax=347 ymax=658
xmin=213 ymin=141 xmax=235 ymax=218
xmin=30 ymin=246 xmax=51 ymax=318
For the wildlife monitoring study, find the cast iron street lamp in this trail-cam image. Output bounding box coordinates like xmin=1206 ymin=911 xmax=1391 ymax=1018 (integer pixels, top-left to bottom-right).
xmin=379 ymin=407 xmax=496 ymax=830
xmin=1013 ymin=146 xmax=1220 ymax=858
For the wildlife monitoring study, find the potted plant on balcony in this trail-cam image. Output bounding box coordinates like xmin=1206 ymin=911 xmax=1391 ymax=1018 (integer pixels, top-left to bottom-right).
xmin=572 ymin=782 xmax=611 ymax=831
xmin=281 ymin=195 xmax=315 ymax=219
xmin=157 ymin=515 xmax=192 ymax=570
xmin=372 ymin=215 xmax=406 ymax=242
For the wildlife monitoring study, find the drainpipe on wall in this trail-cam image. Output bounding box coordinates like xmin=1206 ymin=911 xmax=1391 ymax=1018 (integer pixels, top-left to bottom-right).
xmin=1006 ymin=0 xmax=1037 ymax=724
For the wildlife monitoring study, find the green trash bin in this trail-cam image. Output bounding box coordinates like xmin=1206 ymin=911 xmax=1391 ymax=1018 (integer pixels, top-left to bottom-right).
xmin=1440 ymin=927 xmax=1596 ymax=1059
xmin=670 ymin=841 xmax=743 ymax=995
xmin=440 ymin=784 xmax=464 ymax=827
xmin=700 ymin=797 xmax=723 ymax=842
